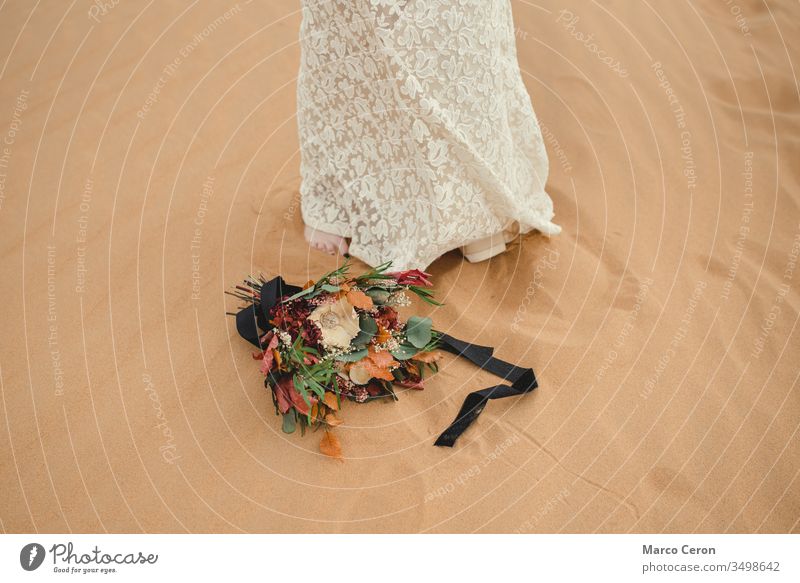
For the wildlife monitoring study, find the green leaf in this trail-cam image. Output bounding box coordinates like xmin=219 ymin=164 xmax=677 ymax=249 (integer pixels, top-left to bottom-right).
xmin=406 ymin=316 xmax=432 ymax=348
xmin=390 ymin=343 xmax=419 ymax=360
xmin=364 ymin=288 xmax=391 ymax=304
xmin=408 ymin=285 xmax=443 ymax=306
xmin=317 ymin=261 xmax=351 ymax=286
xmin=419 ymin=331 xmax=442 ymax=353
xmin=304 ymin=377 xmax=326 ymax=399
xmin=284 ymin=286 xmax=316 ymax=302
xmin=282 ymin=412 xmax=296 ymax=434
xmin=335 ymin=348 xmax=368 ymax=362
xmin=352 ymin=314 xmax=378 ymax=347
xmin=360 ymin=314 xmax=378 ymax=334
xmin=354 ymin=261 xmax=393 ymax=283
xmin=320 ymin=284 xmax=340 ymax=292
xmin=293 ymin=375 xmax=311 ymax=407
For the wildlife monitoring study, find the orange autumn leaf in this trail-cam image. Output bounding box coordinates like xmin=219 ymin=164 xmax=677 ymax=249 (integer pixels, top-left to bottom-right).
xmin=368 ymin=347 xmax=397 ymax=368
xmin=310 ymin=402 xmax=319 ymax=421
xmin=323 ymin=391 xmax=340 ymax=411
xmin=272 ymin=349 xmax=283 ymax=370
xmin=370 ymin=367 xmax=394 ymax=381
xmin=324 ymin=412 xmax=343 ymax=427
xmin=335 ymin=281 xmax=351 ymax=300
xmin=303 ymin=280 xmax=315 ymax=290
xmin=345 ymin=289 xmax=373 ymax=310
xmin=320 ymin=430 xmax=343 ymax=461
xmin=362 ymin=347 xmax=398 ymax=381
xmin=413 ymin=350 xmax=443 ymax=363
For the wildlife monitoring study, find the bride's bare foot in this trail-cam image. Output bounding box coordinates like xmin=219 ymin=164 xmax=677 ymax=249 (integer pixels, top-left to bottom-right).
xmin=304 ymin=225 xmax=349 ymax=256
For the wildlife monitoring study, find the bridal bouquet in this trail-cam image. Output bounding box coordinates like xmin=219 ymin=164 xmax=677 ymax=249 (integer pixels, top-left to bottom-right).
xmin=230 ymin=261 xmax=539 ymax=460
xmin=228 ymin=262 xmax=443 ymax=458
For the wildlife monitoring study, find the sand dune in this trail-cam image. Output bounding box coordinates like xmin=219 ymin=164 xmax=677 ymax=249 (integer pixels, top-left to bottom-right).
xmin=0 ymin=0 xmax=797 ymax=533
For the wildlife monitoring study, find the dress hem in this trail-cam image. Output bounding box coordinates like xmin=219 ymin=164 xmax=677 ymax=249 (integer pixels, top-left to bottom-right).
xmin=301 ymin=204 xmax=561 ymax=272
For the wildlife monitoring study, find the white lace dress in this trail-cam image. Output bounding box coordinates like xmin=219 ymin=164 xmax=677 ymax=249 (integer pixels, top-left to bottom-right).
xmin=297 ymin=0 xmax=561 ymax=271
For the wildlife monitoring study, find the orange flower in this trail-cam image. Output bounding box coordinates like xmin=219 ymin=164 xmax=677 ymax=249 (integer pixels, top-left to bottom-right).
xmin=375 ymin=324 xmax=392 ymax=345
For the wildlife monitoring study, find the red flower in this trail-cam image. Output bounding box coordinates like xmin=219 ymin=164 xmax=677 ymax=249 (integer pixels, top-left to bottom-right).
xmin=300 ymin=318 xmax=322 ymax=347
xmin=387 ymin=269 xmax=433 ymax=287
xmin=374 ymin=305 xmax=400 ymax=331
xmin=270 ymin=298 xmax=311 ymax=331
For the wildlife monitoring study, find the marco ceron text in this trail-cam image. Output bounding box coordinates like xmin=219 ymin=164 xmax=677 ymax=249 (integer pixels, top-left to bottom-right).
xmin=643 ymin=545 xmax=716 ymax=555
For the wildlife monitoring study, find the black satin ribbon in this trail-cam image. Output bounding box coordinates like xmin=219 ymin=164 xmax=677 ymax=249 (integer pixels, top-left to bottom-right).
xmin=434 ymin=333 xmax=537 ymax=447
xmin=235 ymin=276 xmax=301 ymax=350
xmin=234 ymin=277 xmax=537 ymax=447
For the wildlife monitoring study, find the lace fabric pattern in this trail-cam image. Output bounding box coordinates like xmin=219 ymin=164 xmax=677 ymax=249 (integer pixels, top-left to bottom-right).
xmin=297 ymin=0 xmax=561 ymax=270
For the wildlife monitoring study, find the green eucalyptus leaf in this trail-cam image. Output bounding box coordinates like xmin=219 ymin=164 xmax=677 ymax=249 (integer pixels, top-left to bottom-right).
xmin=390 ymin=343 xmax=419 ymax=360
xmin=352 ymin=314 xmax=378 ymax=346
xmin=405 ymin=316 xmax=432 ymax=348
xmin=360 ymin=314 xmax=378 ymax=334
xmin=365 ymin=289 xmax=391 ymax=304
xmin=320 ymin=284 xmax=340 ymax=292
xmin=282 ymin=412 xmax=296 ymax=434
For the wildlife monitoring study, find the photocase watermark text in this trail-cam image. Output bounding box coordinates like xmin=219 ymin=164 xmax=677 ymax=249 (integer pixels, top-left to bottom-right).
xmin=511 ymin=247 xmax=560 ymax=333
xmin=556 ymin=10 xmax=629 ymax=78
xmin=143 ymin=372 xmax=180 ymax=464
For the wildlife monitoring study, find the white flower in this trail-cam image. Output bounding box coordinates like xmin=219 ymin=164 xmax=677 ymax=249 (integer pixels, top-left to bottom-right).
xmin=274 ymin=329 xmax=293 ymax=347
xmin=308 ymin=297 xmax=361 ymax=349
xmin=387 ymin=291 xmax=411 ymax=307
